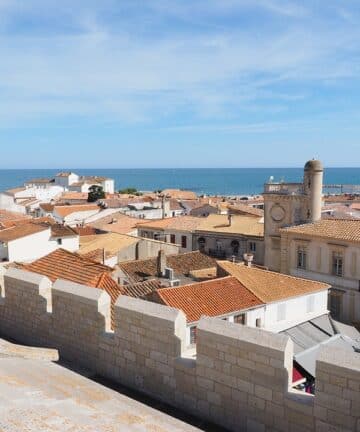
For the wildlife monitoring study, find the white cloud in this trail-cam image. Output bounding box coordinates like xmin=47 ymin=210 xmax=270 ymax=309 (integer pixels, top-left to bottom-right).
xmin=0 ymin=1 xmax=360 ymax=126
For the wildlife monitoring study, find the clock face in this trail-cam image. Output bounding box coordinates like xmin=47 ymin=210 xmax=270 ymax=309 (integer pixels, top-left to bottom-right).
xmin=270 ymin=204 xmax=286 ymax=222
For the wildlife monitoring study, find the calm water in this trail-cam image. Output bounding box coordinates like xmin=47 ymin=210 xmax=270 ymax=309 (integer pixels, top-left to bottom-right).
xmin=0 ymin=168 xmax=359 ymax=196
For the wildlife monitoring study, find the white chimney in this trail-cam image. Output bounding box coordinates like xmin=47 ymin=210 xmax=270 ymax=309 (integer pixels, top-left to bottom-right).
xmin=243 ymin=253 xmax=254 ymax=267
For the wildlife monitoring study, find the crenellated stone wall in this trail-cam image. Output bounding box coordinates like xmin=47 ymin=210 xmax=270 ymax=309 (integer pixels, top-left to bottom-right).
xmin=0 ymin=268 xmax=359 ymax=432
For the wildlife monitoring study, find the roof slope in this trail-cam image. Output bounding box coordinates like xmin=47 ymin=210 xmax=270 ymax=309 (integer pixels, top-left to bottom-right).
xmin=20 ymin=249 xmax=121 ymax=327
xmin=21 ymin=248 xmax=112 ymax=285
xmin=137 ymin=216 xmax=203 ymax=232
xmin=54 ymin=204 xmax=99 ymax=218
xmin=228 ymin=203 xmax=264 ymax=217
xmin=217 ymin=261 xmax=330 ymax=303
xmin=88 ymin=212 xmax=139 ymax=234
xmin=154 ymin=276 xmax=263 ymax=322
xmin=280 ymin=219 xmax=360 ymax=243
xmin=79 ymin=233 xmax=138 ymax=258
xmin=120 ymin=279 xmax=162 ymax=298
xmin=196 ymin=214 xmax=264 ymax=237
xmin=0 ymin=223 xmax=49 ymax=242
xmin=119 ymin=251 xmax=216 ymax=283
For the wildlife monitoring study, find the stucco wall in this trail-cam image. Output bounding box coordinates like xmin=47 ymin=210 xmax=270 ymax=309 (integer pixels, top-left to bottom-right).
xmin=0 ymin=268 xmax=359 ymax=432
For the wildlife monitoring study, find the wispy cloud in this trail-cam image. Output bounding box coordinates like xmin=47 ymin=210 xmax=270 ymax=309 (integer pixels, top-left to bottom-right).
xmin=0 ymin=1 xmax=360 ymax=128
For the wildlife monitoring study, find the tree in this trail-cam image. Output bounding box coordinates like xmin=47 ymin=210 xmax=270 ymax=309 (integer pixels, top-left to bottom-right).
xmin=88 ymin=185 xmax=105 ymax=202
xmin=118 ymin=187 xmax=142 ymax=196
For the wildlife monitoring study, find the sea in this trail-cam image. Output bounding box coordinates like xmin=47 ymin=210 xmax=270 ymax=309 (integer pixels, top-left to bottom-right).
xmin=0 ymin=168 xmax=359 ymax=196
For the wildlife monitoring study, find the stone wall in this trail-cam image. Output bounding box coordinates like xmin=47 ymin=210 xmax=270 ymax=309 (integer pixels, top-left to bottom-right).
xmin=0 ymin=268 xmax=359 ymax=432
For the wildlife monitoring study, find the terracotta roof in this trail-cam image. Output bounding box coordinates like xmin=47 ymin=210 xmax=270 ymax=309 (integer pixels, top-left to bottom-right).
xmin=137 ymin=216 xmax=203 ymax=232
xmin=21 ymin=249 xmax=112 ymax=284
xmin=118 ymin=251 xmax=216 ymax=283
xmin=161 ymin=189 xmax=197 ymax=200
xmin=54 ymin=204 xmax=99 ymax=218
xmin=73 ymin=226 xmax=99 ymax=236
xmin=196 ymin=214 xmax=264 ymax=237
xmin=50 ymin=224 xmax=78 ymax=238
xmin=280 ymin=219 xmax=360 ymax=243
xmin=217 ymin=261 xmax=330 ymax=303
xmin=120 ymin=279 xmax=162 ymax=298
xmin=79 ymin=233 xmax=138 ymax=258
xmin=188 ymin=267 xmax=217 ymax=281
xmin=40 ymin=203 xmax=55 ymax=212
xmin=228 ymin=203 xmax=264 ymax=217
xmin=153 ymin=276 xmax=263 ymax=323
xmin=0 ymin=210 xmax=30 ymax=229
xmin=20 ymin=248 xmax=122 ymax=328
xmin=88 ymin=212 xmax=139 ymax=234
xmin=61 ymin=192 xmax=88 ymax=201
xmin=0 ymin=223 xmax=49 ymax=242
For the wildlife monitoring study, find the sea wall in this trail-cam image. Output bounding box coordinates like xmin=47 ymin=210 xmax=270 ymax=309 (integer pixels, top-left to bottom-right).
xmin=0 ymin=268 xmax=359 ymax=432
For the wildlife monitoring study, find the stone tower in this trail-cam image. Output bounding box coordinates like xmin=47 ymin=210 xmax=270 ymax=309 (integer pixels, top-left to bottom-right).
xmin=263 ymin=159 xmax=323 ymax=271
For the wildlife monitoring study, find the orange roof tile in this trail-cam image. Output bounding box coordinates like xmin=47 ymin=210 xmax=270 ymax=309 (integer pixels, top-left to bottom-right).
xmin=161 ymin=189 xmax=197 ymax=200
xmin=0 ymin=223 xmax=49 ymax=242
xmin=88 ymin=212 xmax=139 ymax=234
xmin=153 ymin=276 xmax=263 ymax=323
xmin=217 ymin=261 xmax=330 ymax=303
xmin=280 ymin=219 xmax=360 ymax=243
xmin=119 ymin=251 xmax=216 ymax=283
xmin=137 ymin=216 xmax=203 ymax=232
xmin=54 ymin=204 xmax=99 ymax=218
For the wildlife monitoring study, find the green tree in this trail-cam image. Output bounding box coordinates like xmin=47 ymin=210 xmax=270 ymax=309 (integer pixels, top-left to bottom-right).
xmin=88 ymin=185 xmax=105 ymax=202
xmin=118 ymin=187 xmax=142 ymax=196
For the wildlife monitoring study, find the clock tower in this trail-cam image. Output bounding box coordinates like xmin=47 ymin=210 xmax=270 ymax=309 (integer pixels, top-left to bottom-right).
xmin=263 ymin=159 xmax=323 ymax=271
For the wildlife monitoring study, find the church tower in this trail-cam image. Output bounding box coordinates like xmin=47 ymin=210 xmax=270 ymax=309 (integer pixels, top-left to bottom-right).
xmin=263 ymin=159 xmax=323 ymax=271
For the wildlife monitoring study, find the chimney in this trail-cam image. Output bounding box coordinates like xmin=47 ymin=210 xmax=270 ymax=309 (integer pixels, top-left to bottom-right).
xmin=228 ymin=214 xmax=233 ymax=226
xmin=157 ymin=250 xmax=167 ymax=276
xmin=243 ymin=253 xmax=254 ymax=268
xmin=103 ymin=248 xmax=106 ymax=265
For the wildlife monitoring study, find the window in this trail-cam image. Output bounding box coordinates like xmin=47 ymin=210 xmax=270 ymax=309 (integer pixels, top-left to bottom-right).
xmin=277 ymin=303 xmax=286 ymax=321
xmin=190 ymin=326 xmax=197 ymax=344
xmin=231 ymin=240 xmax=240 ymax=254
xmin=181 ymin=236 xmax=187 ymax=249
xmin=297 ymin=247 xmax=307 ymax=269
xmin=57 ymin=238 xmax=62 ymax=245
xmin=198 ymin=237 xmax=206 ymax=251
xmin=249 ymin=242 xmax=256 ymax=253
xmin=154 ymin=233 xmax=160 ymax=241
xmin=306 ymin=295 xmax=315 ymax=313
xmin=332 ymin=252 xmax=343 ymax=277
xmin=256 ymin=318 xmax=262 ymax=328
xmin=170 ymin=234 xmax=176 ymax=244
xmin=234 ymin=314 xmax=246 ymax=324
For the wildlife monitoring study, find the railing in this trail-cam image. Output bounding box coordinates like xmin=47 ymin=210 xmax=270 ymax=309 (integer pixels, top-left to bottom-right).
xmin=264 ymin=183 xmax=304 ymax=195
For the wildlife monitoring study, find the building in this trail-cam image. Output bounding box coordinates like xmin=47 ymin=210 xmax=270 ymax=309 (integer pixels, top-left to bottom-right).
xmin=217 ymin=260 xmax=330 ymax=332
xmin=279 ymin=219 xmax=360 ymax=325
xmin=52 ymin=204 xmax=100 ymax=226
xmin=152 ymin=276 xmax=264 ymax=345
xmin=192 ymin=214 xmax=264 ymax=264
xmin=116 ymin=250 xmax=216 ymax=285
xmin=161 ymin=189 xmax=197 ymax=200
xmin=263 ymin=160 xmax=323 ymax=271
xmin=137 ymin=216 xmax=204 ymax=252
xmin=0 ymin=223 xmax=79 ymax=262
xmin=87 ymin=211 xmax=141 ymax=235
xmin=79 ymin=232 xmax=180 ymax=266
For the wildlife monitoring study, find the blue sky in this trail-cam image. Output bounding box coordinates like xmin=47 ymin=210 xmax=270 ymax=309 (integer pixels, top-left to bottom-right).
xmin=1 ymin=0 xmax=360 ymax=168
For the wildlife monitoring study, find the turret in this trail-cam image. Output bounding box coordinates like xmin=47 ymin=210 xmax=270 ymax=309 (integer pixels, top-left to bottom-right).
xmin=303 ymin=159 xmax=323 ymax=222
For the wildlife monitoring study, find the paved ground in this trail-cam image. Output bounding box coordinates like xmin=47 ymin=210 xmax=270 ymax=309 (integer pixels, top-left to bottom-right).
xmin=0 ymin=356 xmax=202 ymax=432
